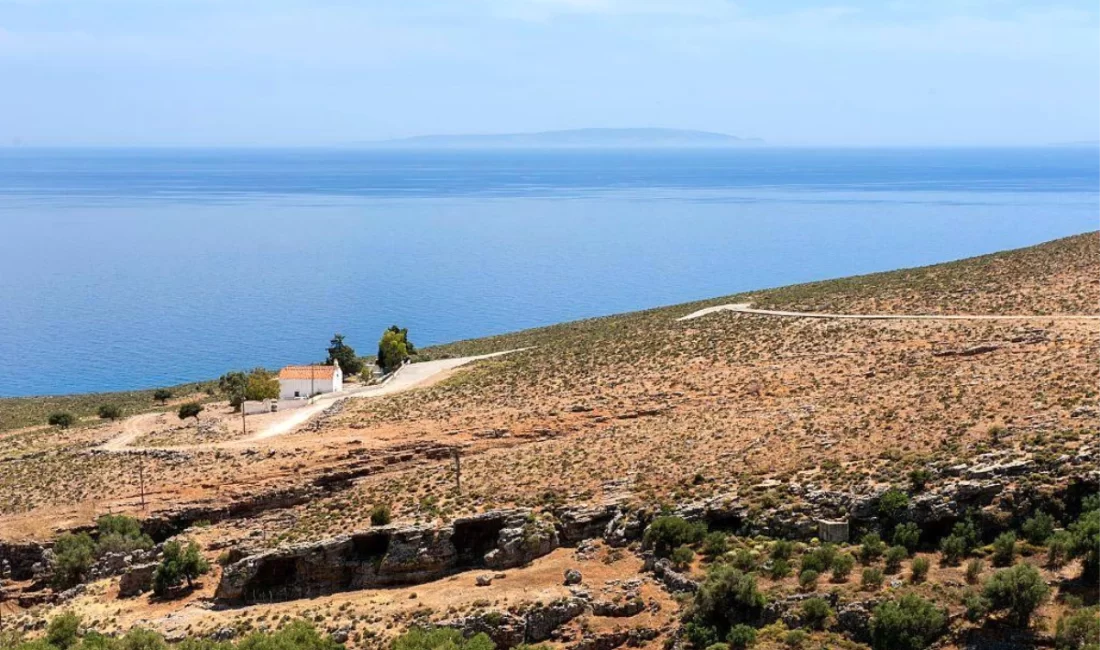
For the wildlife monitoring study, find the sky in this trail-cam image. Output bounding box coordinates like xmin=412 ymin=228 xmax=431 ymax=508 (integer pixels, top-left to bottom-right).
xmin=0 ymin=0 xmax=1097 ymax=147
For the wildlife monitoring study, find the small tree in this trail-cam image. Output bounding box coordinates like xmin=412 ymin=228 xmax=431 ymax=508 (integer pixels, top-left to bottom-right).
xmin=860 ymin=532 xmax=886 ymax=564
xmin=327 ymin=334 xmax=364 ymax=376
xmin=940 ymin=534 xmax=968 ymax=566
xmin=643 ymin=516 xmax=706 ymax=558
xmin=992 ymin=532 xmax=1017 ymax=567
xmin=893 ymin=522 xmax=921 ymax=553
xmin=153 ymin=389 xmax=173 ymax=405
xmin=693 ymin=564 xmax=766 ymax=635
xmin=870 ymin=593 xmax=946 ymax=650
xmin=1021 ymin=512 xmax=1055 ymax=545
xmin=727 ymin=625 xmax=757 ymax=650
xmin=45 ymin=612 xmax=82 ymax=650
xmin=831 ymin=553 xmax=855 ymax=582
xmin=982 ymin=563 xmax=1049 ymax=628
xmin=671 ymin=545 xmax=695 ymax=570
xmin=878 ymin=488 xmax=910 ymax=531
xmin=48 ymin=412 xmax=76 ymax=429
xmin=218 ymin=371 xmax=248 ymax=411
xmin=51 ymin=533 xmax=95 ymax=589
xmin=177 ymin=402 xmax=203 ymax=421
xmin=245 ymin=368 xmax=280 ymax=401
xmin=910 ymin=556 xmax=930 ymax=583
xmin=1054 ymin=606 xmax=1100 ymax=650
xmin=153 ymin=540 xmax=209 ymax=597
xmin=884 ymin=546 xmax=907 ymax=574
xmin=801 ymin=597 xmax=833 ymax=630
xmin=377 ymin=329 xmax=410 ymax=374
xmin=97 ymin=404 xmax=123 ymax=421
xmin=1069 ymin=508 xmax=1099 ymax=579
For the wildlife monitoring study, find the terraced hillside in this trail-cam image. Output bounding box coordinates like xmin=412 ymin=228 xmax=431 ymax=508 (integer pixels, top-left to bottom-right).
xmin=1 ymin=233 xmax=1097 ymax=650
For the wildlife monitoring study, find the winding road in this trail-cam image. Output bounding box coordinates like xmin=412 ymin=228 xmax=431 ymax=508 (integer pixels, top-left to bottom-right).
xmin=677 ymin=303 xmax=1100 ymax=322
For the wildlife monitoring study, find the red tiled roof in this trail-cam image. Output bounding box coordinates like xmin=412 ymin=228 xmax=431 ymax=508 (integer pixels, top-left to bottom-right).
xmin=278 ymin=365 xmax=337 ymax=380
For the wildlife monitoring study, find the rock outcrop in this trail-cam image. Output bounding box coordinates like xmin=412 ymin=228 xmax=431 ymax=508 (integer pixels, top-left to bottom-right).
xmin=216 ymin=510 xmax=559 ymax=603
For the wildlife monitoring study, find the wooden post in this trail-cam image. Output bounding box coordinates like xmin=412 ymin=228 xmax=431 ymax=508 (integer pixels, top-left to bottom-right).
xmin=453 ymin=448 xmax=462 ymax=496
xmin=138 ymin=456 xmax=146 ymax=511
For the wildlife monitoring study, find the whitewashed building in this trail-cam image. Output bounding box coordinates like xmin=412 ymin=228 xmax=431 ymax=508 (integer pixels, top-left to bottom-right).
xmin=277 ymin=362 xmax=342 ymax=399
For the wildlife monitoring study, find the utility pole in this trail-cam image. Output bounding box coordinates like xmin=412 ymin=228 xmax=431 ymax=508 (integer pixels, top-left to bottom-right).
xmin=241 ymin=405 xmax=247 ymax=437
xmin=453 ymin=448 xmax=462 ymax=496
xmin=138 ymin=456 xmax=146 ymax=511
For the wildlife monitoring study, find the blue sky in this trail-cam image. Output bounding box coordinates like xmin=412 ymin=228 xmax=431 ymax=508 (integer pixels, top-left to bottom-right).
xmin=1 ymin=0 xmax=1097 ymax=146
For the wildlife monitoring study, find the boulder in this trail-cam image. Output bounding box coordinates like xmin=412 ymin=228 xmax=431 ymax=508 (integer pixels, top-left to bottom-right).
xmin=118 ymin=562 xmax=158 ymax=598
xmin=525 ymin=597 xmax=587 ymax=642
xmin=564 ymin=568 xmax=583 ymax=585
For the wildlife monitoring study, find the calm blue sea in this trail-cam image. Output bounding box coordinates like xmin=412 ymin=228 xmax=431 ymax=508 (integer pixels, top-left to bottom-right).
xmin=0 ymin=147 xmax=1097 ymax=397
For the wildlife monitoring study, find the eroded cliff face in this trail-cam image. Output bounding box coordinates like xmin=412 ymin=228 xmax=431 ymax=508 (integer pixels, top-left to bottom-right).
xmin=215 ymin=509 xmax=559 ymax=603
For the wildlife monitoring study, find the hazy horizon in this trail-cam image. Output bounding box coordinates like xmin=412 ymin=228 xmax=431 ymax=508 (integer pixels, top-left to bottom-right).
xmin=1 ymin=1 xmax=1097 ymax=148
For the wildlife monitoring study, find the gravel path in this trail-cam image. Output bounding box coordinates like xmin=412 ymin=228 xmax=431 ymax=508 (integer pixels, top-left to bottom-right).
xmin=677 ymin=302 xmax=1100 ymax=322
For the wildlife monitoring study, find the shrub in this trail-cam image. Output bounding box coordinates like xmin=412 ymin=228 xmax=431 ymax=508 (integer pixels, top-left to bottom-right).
xmin=51 ymin=532 xmax=95 ymax=589
xmin=177 ymin=402 xmax=203 ymax=421
xmin=702 ymin=532 xmax=730 ymax=557
xmin=800 ymin=544 xmax=836 ymax=574
xmin=831 ymin=553 xmax=855 ymax=582
xmin=952 ymin=518 xmax=981 ymax=552
xmin=892 ymin=522 xmax=921 ymax=554
xmin=371 ymin=504 xmax=393 ymax=526
xmin=97 ymin=404 xmax=123 ymax=421
xmin=965 ymin=558 xmax=984 ymax=585
xmin=94 ymin=514 xmax=153 ymax=556
xmin=783 ymin=629 xmax=807 ymax=648
xmin=1081 ymin=494 xmax=1099 ymax=514
xmin=908 ymin=468 xmax=931 ymax=492
xmin=732 ymin=548 xmax=757 ymax=572
xmin=801 ymin=597 xmax=833 ymax=630
xmin=992 ymin=532 xmax=1017 ymax=567
xmin=770 ymin=540 xmax=795 ymax=561
xmin=1054 ymin=606 xmax=1100 ymax=650
xmin=964 ymin=591 xmax=989 ymax=623
xmin=769 ymin=558 xmax=791 ymax=580
xmin=671 ymin=545 xmax=696 ymax=570
xmin=939 ymin=534 xmax=967 ymax=566
xmin=693 ymin=564 xmax=767 ymax=635
xmin=644 ymin=516 xmax=706 ymax=558
xmin=981 ymin=563 xmax=1050 ymax=628
xmin=1046 ymin=530 xmax=1073 ymax=568
xmin=883 ymin=546 xmax=907 ymax=574
xmin=1021 ymin=512 xmax=1056 ymax=545
xmin=116 ymin=627 xmax=168 ymax=650
xmin=46 ymin=612 xmax=82 ymax=649
xmin=48 ymin=412 xmax=76 ymax=429
xmin=860 ymin=533 xmax=886 ymax=564
xmin=152 ymin=540 xmax=209 ymax=597
xmin=910 ymin=557 xmax=930 ymax=583
xmin=870 ymin=593 xmax=946 ymax=650
xmin=726 ymin=625 xmax=757 ymax=649
xmin=684 ymin=621 xmax=720 ymax=649
xmin=153 ymin=389 xmax=173 ymax=404
xmin=1069 ymin=508 xmax=1099 ymax=579
xmin=391 ymin=627 xmax=493 ymax=650
xmin=798 ymin=569 xmax=819 ymax=591
xmin=861 ymin=567 xmax=884 ymax=590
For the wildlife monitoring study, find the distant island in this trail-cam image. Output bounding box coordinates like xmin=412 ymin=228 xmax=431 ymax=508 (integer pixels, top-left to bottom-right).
xmin=367 ymin=128 xmax=764 ymax=149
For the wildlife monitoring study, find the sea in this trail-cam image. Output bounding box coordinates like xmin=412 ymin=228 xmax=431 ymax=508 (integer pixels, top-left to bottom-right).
xmin=0 ymin=147 xmax=1096 ymax=397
